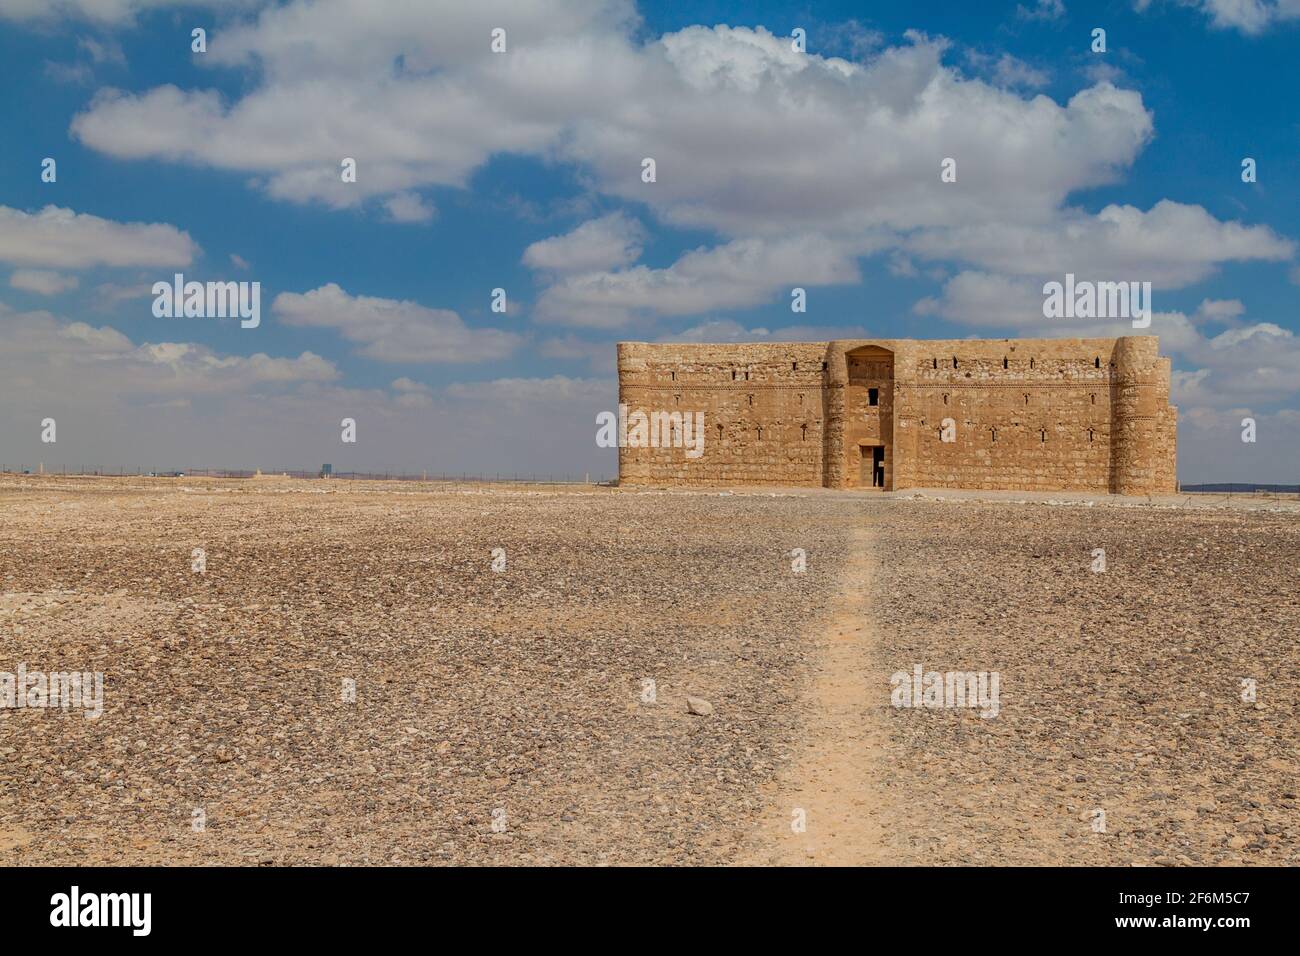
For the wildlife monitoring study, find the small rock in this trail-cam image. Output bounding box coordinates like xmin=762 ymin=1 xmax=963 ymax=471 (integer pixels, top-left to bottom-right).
xmin=686 ymin=696 xmax=714 ymax=716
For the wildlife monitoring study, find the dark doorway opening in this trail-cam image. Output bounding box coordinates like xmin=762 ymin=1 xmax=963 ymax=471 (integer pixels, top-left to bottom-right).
xmin=860 ymin=446 xmax=885 ymax=488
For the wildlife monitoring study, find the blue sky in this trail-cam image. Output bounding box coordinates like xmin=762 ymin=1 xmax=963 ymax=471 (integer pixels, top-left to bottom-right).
xmin=0 ymin=0 xmax=1297 ymax=480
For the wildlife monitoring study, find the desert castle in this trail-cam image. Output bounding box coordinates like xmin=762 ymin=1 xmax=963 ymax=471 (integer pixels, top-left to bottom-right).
xmin=616 ymin=336 xmax=1176 ymax=494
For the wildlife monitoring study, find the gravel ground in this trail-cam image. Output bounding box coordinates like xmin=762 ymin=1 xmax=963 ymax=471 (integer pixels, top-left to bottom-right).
xmin=867 ymin=496 xmax=1299 ymax=865
xmin=1 ymin=476 xmax=1294 ymax=866
xmin=0 ymin=476 xmax=853 ymax=865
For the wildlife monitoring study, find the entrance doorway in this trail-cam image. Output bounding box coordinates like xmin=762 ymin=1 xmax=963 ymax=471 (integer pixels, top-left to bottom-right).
xmin=860 ymin=446 xmax=885 ymax=489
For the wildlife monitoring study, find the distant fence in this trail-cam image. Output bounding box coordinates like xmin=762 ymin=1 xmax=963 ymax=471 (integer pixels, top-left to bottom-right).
xmin=0 ymin=465 xmax=615 ymax=486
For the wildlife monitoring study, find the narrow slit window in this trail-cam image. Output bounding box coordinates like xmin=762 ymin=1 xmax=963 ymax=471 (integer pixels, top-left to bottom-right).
xmin=932 ymin=357 xmax=937 ymax=369
xmin=991 ymin=427 xmax=998 ymax=442
xmin=942 ymin=393 xmax=949 ymax=405
xmin=756 ymin=425 xmax=763 ymax=440
xmin=1088 ymin=428 xmax=1095 ymax=442
xmin=1030 ymin=358 xmax=1035 ymax=369
xmin=868 ymin=388 xmax=879 ymax=406
xmin=1095 ymin=357 xmax=1101 ymax=368
xmin=1091 ymin=393 xmax=1096 ymax=405
xmin=821 ymin=361 xmax=827 ymax=371
xmin=1040 ymin=429 xmax=1047 ymax=443
xmin=1003 ymin=356 xmax=1008 ymax=369
xmin=792 ymin=361 xmax=797 ymax=371
xmin=800 ymin=423 xmax=807 ymax=441
xmin=1024 ymin=393 xmax=1030 ymax=404
xmin=670 ymin=370 xmax=676 ymax=381
xmin=953 ymin=356 xmax=958 ymax=368
xmin=748 ymin=394 xmax=754 ymax=406
xmin=731 ymin=370 xmax=737 ymax=381
xmin=798 ymin=393 xmax=804 ymax=406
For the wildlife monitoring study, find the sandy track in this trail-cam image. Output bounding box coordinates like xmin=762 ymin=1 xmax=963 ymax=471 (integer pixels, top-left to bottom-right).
xmin=740 ymin=518 xmax=893 ymax=865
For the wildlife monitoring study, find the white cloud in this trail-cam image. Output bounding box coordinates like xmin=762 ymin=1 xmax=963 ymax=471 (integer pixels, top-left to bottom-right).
xmin=1139 ymin=0 xmax=1300 ymax=35
xmin=905 ymin=200 xmax=1294 ymax=288
xmin=9 ymin=269 xmax=79 ymax=295
xmin=0 ymin=205 xmax=198 ymax=269
xmin=964 ymin=50 xmax=1049 ymax=89
xmin=0 ymin=0 xmax=260 ymax=24
xmin=383 ymin=192 xmax=436 ymax=224
xmin=533 ymin=233 xmax=867 ymax=328
xmin=390 ymin=376 xmax=433 ymax=407
xmin=523 ymin=212 xmax=644 ymax=274
xmin=0 ymin=303 xmax=336 ymax=404
xmin=1017 ymin=0 xmax=1066 ymax=20
xmin=0 ymin=302 xmax=615 ymax=478
xmin=538 ymin=334 xmax=617 ymax=373
xmin=66 ymin=10 xmax=1153 ymax=238
xmin=444 ymin=374 xmax=610 ymax=407
xmin=272 ymin=283 xmax=523 ymax=363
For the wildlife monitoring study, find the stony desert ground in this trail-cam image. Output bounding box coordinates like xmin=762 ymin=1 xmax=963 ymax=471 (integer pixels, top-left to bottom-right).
xmin=0 ymin=475 xmax=1295 ymax=865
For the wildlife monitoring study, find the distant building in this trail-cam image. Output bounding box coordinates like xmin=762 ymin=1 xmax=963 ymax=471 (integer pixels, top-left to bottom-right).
xmin=616 ymin=336 xmax=1176 ymax=494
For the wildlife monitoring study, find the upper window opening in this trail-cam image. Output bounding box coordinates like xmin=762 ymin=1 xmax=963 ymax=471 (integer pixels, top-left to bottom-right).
xmin=868 ymin=388 xmax=879 ymax=407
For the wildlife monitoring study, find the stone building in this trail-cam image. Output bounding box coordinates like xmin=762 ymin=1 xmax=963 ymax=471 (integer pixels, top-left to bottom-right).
xmin=616 ymin=336 xmax=1177 ymax=494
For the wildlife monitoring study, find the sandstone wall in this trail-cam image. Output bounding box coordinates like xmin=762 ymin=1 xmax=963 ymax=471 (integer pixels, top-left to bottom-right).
xmin=616 ymin=336 xmax=1177 ymax=495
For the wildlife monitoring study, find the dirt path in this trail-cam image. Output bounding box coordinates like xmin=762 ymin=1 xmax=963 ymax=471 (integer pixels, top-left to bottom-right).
xmin=738 ymin=518 xmax=896 ymax=865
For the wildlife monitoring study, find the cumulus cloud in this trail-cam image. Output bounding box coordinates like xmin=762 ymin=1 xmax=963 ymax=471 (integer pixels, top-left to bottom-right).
xmin=66 ymin=8 xmax=1152 ymax=237
xmin=383 ymin=192 xmax=436 ymax=224
xmin=0 ymin=205 xmax=198 ymax=269
xmin=0 ymin=0 xmax=260 ymax=24
xmin=532 ymin=233 xmax=868 ymax=328
xmin=523 ymin=213 xmax=645 ymax=274
xmin=9 ymin=269 xmax=79 ymax=295
xmin=904 ymin=200 xmax=1294 ymax=288
xmin=272 ymin=283 xmax=522 ymax=363
xmin=0 ymin=303 xmax=336 ymax=407
xmin=1137 ymin=0 xmax=1300 ymax=35
xmin=0 ymin=303 xmax=614 ymax=478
